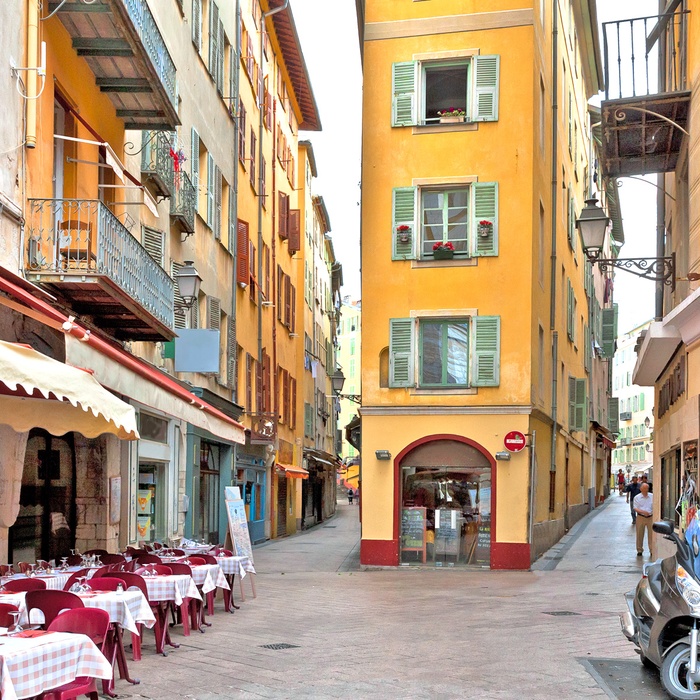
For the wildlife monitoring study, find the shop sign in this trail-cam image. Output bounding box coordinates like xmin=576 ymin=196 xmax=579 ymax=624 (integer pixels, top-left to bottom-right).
xmin=504 ymin=431 xmax=526 ymax=453
xmin=658 ymin=355 xmax=686 ymax=419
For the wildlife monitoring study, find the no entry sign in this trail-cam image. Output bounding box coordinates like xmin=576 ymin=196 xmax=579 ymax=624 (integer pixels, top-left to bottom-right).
xmin=504 ymin=431 xmax=526 ymax=453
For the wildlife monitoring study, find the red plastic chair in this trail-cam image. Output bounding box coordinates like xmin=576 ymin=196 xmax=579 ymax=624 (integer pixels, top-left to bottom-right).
xmin=0 ymin=564 xmax=14 ymax=575
xmin=63 ymin=568 xmax=91 ymax=591
xmin=3 ymin=578 xmax=46 ymax=592
xmin=88 ymin=577 xmax=124 ymax=592
xmin=40 ymin=607 xmax=111 ymax=700
xmin=166 ymin=563 xmax=202 ymax=634
xmin=185 ymin=556 xmax=206 ymax=566
xmin=0 ymin=603 xmax=19 ymax=627
xmin=65 ymin=554 xmax=82 ymax=566
xmin=99 ymin=554 xmax=126 ymax=565
xmin=16 ymin=561 xmax=32 ymax=574
xmin=25 ymin=589 xmax=84 ymax=629
xmin=132 ymin=552 xmax=161 ymax=564
xmin=152 ymin=542 xmax=163 ymax=550
xmin=110 ymin=572 xmax=178 ymax=658
xmin=196 ymin=554 xmax=218 ymax=564
xmin=134 ymin=564 xmax=172 ymax=576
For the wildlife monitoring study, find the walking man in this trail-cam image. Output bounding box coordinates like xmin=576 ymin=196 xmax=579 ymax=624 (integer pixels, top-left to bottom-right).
xmin=633 ymin=482 xmax=654 ymax=557
xmin=626 ymin=476 xmax=641 ymax=524
xmin=348 ymin=488 xmax=354 ymax=505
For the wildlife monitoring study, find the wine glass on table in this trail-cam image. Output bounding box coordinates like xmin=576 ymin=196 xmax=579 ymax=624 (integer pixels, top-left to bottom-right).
xmin=60 ymin=557 xmax=68 ymax=570
xmin=8 ymin=611 xmax=22 ymax=635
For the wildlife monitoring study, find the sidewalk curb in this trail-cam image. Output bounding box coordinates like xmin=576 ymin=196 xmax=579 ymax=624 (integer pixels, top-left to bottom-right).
xmin=532 ymin=495 xmax=615 ymax=571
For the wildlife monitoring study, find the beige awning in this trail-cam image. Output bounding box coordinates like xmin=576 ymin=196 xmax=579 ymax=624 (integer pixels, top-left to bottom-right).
xmin=0 ymin=340 xmax=139 ymax=440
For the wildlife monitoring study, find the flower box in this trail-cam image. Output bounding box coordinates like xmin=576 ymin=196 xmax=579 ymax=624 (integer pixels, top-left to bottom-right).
xmin=439 ymin=115 xmax=465 ymax=124
xmin=433 ymin=248 xmax=454 ymax=260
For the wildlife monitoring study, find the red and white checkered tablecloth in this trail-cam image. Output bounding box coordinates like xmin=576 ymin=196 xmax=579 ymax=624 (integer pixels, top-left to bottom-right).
xmin=189 ymin=564 xmax=230 ymax=593
xmin=215 ymin=556 xmax=256 ymax=578
xmin=143 ymin=574 xmax=201 ymax=606
xmin=76 ymin=590 xmax=156 ymax=636
xmin=0 ymin=630 xmax=112 ymax=700
xmin=5 ymin=573 xmax=70 ymax=591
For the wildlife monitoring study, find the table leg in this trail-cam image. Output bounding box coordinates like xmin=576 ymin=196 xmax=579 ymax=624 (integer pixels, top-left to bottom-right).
xmin=113 ymin=624 xmax=141 ymax=687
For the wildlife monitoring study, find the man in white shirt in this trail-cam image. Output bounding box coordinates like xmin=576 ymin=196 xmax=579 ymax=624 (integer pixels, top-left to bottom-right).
xmin=633 ymin=483 xmax=654 ymax=557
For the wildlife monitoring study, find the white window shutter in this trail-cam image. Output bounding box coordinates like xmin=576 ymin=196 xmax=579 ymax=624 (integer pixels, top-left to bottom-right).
xmin=471 ymin=316 xmax=500 ymax=386
xmin=389 ymin=318 xmax=415 ymax=387
xmin=192 ymin=0 xmax=202 ymax=52
xmin=472 ymin=182 xmax=498 ymax=257
xmin=207 ymin=296 xmax=221 ymax=330
xmin=392 ymin=187 xmax=416 ymax=260
xmin=206 ymin=153 xmax=215 ymax=227
xmin=391 ymin=62 xmax=417 ymax=127
xmin=472 ymin=55 xmax=500 ymax=122
xmin=217 ymin=19 xmax=225 ymax=94
xmin=228 ymin=183 xmax=235 ymax=253
xmin=191 ymin=128 xmax=200 ymax=200
xmin=171 ymin=261 xmax=187 ymax=330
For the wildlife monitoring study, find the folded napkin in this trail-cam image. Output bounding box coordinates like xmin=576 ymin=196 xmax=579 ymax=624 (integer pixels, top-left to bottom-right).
xmin=15 ymin=630 xmax=54 ymax=639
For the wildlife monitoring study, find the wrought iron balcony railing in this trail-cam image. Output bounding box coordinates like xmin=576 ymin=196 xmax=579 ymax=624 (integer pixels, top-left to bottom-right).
xmin=141 ymin=131 xmax=175 ymax=198
xmin=121 ymin=0 xmax=178 ymax=111
xmin=26 ymin=198 xmax=174 ymax=330
xmin=170 ymin=171 xmax=197 ymax=233
xmin=602 ymin=11 xmax=689 ymax=101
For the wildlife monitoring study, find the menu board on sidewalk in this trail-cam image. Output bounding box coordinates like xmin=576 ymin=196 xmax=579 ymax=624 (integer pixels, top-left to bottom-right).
xmin=224 ymin=488 xmax=254 ymax=565
xmin=401 ymin=507 xmax=427 ymax=563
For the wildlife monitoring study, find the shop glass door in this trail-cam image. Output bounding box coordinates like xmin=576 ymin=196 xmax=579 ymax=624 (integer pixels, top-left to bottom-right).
xmin=138 ymin=463 xmax=166 ymax=543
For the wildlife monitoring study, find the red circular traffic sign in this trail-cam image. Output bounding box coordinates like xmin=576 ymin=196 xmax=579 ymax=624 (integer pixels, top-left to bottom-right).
xmin=504 ymin=431 xmax=526 ymax=453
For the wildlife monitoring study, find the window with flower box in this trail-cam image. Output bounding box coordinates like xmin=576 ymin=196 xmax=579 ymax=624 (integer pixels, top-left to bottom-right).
xmin=392 ymin=183 xmax=498 ymax=260
xmin=392 ymin=55 xmax=499 ymax=127
xmin=389 ymin=316 xmax=500 ymax=388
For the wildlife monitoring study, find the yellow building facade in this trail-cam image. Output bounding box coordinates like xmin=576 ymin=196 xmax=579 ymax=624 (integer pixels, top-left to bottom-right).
xmin=358 ymin=0 xmax=615 ymax=568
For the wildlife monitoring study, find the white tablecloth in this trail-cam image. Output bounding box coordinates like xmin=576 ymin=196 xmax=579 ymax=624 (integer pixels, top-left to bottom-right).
xmin=0 ymin=630 xmax=112 ymax=700
xmin=143 ymin=574 xmax=201 ymax=606
xmin=5 ymin=573 xmax=70 ymax=591
xmin=216 ymin=556 xmax=256 ymax=578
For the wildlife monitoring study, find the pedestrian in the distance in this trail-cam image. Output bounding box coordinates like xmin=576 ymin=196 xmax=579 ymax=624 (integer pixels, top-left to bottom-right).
xmin=617 ymin=469 xmax=626 ymax=495
xmin=625 ymin=476 xmax=641 ymax=524
xmin=633 ymin=482 xmax=654 ymax=557
xmin=348 ymin=488 xmax=354 ymax=505
xmin=641 ymin=474 xmax=653 ymax=492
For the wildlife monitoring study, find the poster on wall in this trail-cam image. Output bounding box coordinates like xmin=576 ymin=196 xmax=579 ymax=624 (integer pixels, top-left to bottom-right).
xmin=137 ymin=516 xmax=151 ymax=540
xmin=224 ymin=489 xmax=254 ymax=564
xmin=137 ymin=489 xmax=151 ymax=514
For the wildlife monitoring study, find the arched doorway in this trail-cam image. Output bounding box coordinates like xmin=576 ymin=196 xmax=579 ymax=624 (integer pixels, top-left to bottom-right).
xmin=398 ymin=437 xmax=493 ymax=567
xmin=9 ymin=429 xmax=76 ymax=564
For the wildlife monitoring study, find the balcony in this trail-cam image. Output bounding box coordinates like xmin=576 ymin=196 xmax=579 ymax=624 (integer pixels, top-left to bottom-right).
xmin=600 ymin=11 xmax=690 ymax=178
xmin=170 ymin=171 xmax=196 ymax=234
xmin=25 ymin=199 xmax=175 ymax=342
xmin=619 ymin=411 xmax=632 ymax=421
xmin=141 ymin=131 xmax=174 ymax=199
xmin=50 ymin=0 xmax=179 ymax=130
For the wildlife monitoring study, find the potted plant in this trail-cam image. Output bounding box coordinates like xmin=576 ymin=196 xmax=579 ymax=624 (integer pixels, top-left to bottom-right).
xmin=396 ymin=224 xmax=411 ymax=244
xmin=432 ymin=241 xmax=455 ymax=260
xmin=437 ymin=107 xmax=467 ymax=124
xmin=478 ymin=219 xmax=493 ymax=237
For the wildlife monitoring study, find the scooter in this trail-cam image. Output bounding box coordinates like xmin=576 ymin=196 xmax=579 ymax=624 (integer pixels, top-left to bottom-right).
xmin=621 ymin=519 xmax=700 ymax=699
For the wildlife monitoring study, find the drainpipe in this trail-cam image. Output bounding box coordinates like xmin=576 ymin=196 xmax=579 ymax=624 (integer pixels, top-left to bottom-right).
xmin=259 ymin=0 xmax=290 ymax=372
xmin=26 ymin=0 xmax=39 ymax=148
xmin=655 ymin=5 xmax=667 ymax=321
xmin=231 ymin=0 xmax=241 ymax=402
xmin=549 ymin=0 xmax=559 ymax=499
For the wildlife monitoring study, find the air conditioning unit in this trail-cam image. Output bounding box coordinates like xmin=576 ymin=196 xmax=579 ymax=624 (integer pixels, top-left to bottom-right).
xmin=619 ymin=411 xmax=632 ymax=421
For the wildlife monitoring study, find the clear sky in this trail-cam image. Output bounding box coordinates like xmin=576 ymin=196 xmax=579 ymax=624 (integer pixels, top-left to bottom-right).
xmin=290 ymin=0 xmax=662 ymax=326
xmin=292 ymin=0 xmax=363 ymax=301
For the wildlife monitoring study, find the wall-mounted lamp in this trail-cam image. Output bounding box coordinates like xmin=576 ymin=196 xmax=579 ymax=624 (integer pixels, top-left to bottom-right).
xmin=576 ymin=198 xmax=675 ymax=290
xmin=495 ymin=451 xmax=511 ymax=461
xmin=174 ymin=261 xmax=202 ymax=309
xmin=375 ymin=450 xmax=391 ymax=460
xmin=331 ymin=367 xmax=361 ymax=405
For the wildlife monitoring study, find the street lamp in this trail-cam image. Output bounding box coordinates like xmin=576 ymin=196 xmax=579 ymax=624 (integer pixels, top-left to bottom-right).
xmin=576 ymin=198 xmax=675 ymax=290
xmin=331 ymin=367 xmax=361 ymax=405
xmin=174 ymin=260 xmax=202 ymax=309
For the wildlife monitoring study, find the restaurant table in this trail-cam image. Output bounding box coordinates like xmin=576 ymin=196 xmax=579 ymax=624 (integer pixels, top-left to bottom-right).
xmin=5 ymin=572 xmax=70 ymax=590
xmin=0 ymin=630 xmax=112 ymax=700
xmin=216 ymin=555 xmax=256 ymax=605
xmin=142 ymin=574 xmax=201 ymax=607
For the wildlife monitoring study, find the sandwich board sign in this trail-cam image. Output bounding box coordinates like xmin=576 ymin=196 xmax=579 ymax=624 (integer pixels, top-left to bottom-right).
xmin=224 ymin=486 xmax=254 ymax=565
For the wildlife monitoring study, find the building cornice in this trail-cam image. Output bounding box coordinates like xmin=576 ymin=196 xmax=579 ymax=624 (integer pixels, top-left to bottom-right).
xmin=359 ymin=405 xmax=532 ymax=416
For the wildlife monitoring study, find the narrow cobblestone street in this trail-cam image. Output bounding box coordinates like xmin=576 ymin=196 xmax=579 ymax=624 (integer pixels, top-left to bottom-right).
xmin=126 ymin=496 xmax=668 ymax=700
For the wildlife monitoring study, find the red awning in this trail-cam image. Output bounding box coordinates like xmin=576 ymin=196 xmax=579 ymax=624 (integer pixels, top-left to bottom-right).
xmin=276 ymin=463 xmax=309 ymax=479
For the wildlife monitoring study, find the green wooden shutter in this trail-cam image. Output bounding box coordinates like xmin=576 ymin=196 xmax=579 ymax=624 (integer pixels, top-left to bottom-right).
xmin=191 ymin=128 xmax=200 ymax=206
xmin=389 ymin=318 xmax=415 ymax=387
xmin=473 ymin=55 xmax=500 ymax=122
xmin=209 ymin=1 xmax=219 ymax=79
xmin=639 ymin=393 xmax=645 ymax=411
xmin=392 ymin=187 xmax=416 ymax=260
xmin=568 ymin=376 xmax=576 ymax=430
xmin=391 ymin=62 xmax=417 ymax=127
xmin=567 ymin=188 xmax=576 ymax=251
xmin=601 ymin=304 xmax=617 ymax=358
xmin=584 ymin=323 xmax=591 ymax=373
xmin=574 ymin=378 xmax=587 ymax=431
xmin=217 ymin=19 xmax=225 ymax=94
xmin=206 ymin=153 xmax=215 ymax=227
xmin=471 ymin=316 xmax=500 ymax=386
xmin=567 ymin=279 xmax=574 ymax=340
xmin=472 ymin=182 xmax=498 ymax=256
